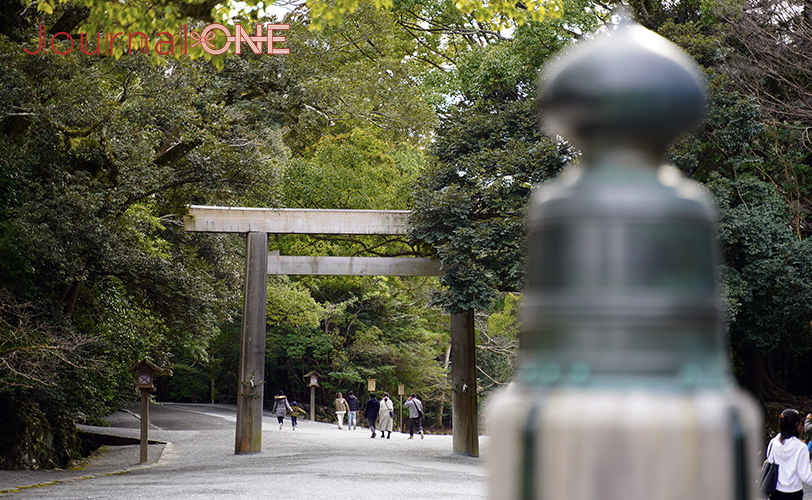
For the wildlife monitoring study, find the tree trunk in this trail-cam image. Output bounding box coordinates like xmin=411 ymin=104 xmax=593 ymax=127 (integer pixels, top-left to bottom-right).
xmin=59 ymin=256 xmax=93 ymax=316
xmin=735 ymin=347 xmax=799 ymax=404
xmin=436 ymin=344 xmax=452 ymax=428
xmin=63 ymin=280 xmax=82 ymax=316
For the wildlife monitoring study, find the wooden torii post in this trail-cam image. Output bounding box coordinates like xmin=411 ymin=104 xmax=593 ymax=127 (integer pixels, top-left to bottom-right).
xmin=184 ymin=206 xmax=479 ymax=456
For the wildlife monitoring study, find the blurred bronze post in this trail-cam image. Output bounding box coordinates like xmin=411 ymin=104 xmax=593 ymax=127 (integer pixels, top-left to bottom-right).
xmin=487 ymin=20 xmax=761 ymax=500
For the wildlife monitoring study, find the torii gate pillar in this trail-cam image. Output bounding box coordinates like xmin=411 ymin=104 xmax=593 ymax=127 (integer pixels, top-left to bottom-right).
xmin=451 ymin=310 xmax=478 ymax=456
xmin=235 ymin=232 xmax=268 ymax=453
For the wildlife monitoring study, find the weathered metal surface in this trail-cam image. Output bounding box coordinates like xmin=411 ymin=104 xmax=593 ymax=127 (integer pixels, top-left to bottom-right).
xmin=486 ymin=20 xmax=761 ymax=500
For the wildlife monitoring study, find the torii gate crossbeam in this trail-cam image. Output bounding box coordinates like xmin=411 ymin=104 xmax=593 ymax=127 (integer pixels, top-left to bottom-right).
xmin=184 ymin=206 xmax=479 ymax=456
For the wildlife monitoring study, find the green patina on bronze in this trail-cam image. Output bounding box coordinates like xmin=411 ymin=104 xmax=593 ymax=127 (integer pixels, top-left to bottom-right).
xmin=521 ymin=20 xmax=728 ymax=389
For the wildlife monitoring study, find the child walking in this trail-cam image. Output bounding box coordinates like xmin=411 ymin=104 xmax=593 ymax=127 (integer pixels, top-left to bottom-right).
xmin=289 ymin=401 xmax=306 ymax=430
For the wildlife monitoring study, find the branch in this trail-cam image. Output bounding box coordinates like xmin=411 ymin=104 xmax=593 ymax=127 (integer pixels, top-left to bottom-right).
xmin=153 ymin=139 xmax=203 ymax=166
xmin=476 ymin=364 xmax=505 ymax=387
xmin=305 ymin=234 xmax=418 ymax=257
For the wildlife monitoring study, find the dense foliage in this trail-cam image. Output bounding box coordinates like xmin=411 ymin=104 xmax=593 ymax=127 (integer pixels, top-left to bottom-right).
xmin=410 ymin=98 xmax=569 ymax=312
xmin=652 ymin=8 xmax=812 ymax=402
xmin=0 ymin=30 xmax=268 ymax=467
xmin=0 ymin=0 xmax=465 ymax=468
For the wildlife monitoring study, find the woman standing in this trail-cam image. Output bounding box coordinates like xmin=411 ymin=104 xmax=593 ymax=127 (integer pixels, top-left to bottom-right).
xmin=377 ymin=392 xmax=394 ymax=439
xmin=334 ymin=392 xmax=350 ymax=430
xmin=766 ymin=408 xmax=812 ymax=499
xmin=271 ymin=390 xmax=293 ymax=430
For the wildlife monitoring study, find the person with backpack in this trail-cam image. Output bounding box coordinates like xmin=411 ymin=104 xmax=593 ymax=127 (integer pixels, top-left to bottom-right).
xmin=289 ymin=400 xmax=306 ymax=430
xmin=764 ymin=408 xmax=812 ymax=499
xmin=404 ymin=393 xmax=424 ymax=440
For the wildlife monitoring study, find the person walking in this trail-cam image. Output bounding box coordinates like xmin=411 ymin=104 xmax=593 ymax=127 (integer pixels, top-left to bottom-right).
xmin=347 ymin=390 xmax=359 ymax=430
xmin=334 ymin=392 xmax=350 ymax=430
xmin=377 ymin=392 xmax=394 ymax=439
xmin=765 ymin=408 xmax=812 ymax=499
xmin=364 ymin=393 xmax=380 ymax=439
xmin=271 ymin=390 xmax=293 ymax=430
xmin=404 ymin=393 xmax=424 ymax=439
xmin=289 ymin=400 xmax=306 ymax=430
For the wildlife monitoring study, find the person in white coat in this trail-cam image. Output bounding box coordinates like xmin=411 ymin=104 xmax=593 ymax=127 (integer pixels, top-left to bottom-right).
xmin=334 ymin=392 xmax=349 ymax=430
xmin=766 ymin=408 xmax=812 ymax=500
xmin=377 ymin=393 xmax=394 ymax=439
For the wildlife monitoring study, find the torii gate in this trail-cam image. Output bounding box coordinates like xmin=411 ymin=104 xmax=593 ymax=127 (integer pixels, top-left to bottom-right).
xmin=184 ymin=206 xmax=479 ymax=456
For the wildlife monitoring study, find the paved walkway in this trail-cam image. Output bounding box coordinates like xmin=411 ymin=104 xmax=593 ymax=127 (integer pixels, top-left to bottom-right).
xmin=5 ymin=402 xmax=809 ymax=500
xmin=0 ymin=403 xmax=488 ymax=499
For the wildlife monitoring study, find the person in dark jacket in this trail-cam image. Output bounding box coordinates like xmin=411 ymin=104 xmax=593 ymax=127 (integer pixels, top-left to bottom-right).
xmin=364 ymin=393 xmax=380 ymax=438
xmin=347 ymin=391 xmax=360 ymax=430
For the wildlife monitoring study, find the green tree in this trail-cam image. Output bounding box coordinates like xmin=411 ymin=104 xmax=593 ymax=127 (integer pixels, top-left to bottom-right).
xmin=476 ymin=292 xmax=520 ymax=390
xmin=709 ymin=175 xmax=812 ymax=400
xmin=0 ymin=32 xmax=279 ymax=467
xmin=410 ymin=97 xmax=570 ymax=312
xmin=656 ymin=7 xmax=812 ymax=402
xmin=284 ymin=128 xmax=423 ymax=210
xmin=408 ymin=0 xmax=611 ymax=313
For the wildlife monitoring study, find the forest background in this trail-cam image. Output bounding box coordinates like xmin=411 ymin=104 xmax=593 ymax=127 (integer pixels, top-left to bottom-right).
xmin=1 ymin=0 xmax=812 ymax=469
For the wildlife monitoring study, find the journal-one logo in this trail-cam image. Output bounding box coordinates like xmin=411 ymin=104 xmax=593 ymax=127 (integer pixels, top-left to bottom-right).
xmin=24 ymin=23 xmax=290 ymax=56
